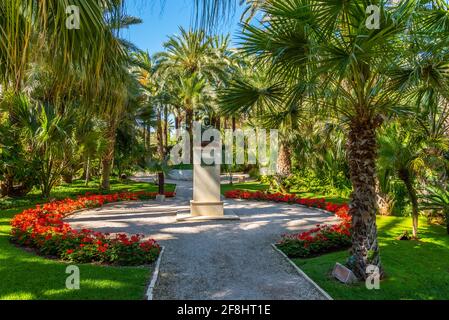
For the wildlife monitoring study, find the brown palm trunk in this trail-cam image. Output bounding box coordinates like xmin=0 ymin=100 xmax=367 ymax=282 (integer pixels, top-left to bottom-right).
xmin=276 ymin=143 xmax=292 ymax=194
xmin=164 ymin=106 xmax=169 ymax=155
xmin=277 ymin=143 xmax=292 ymax=177
xmin=186 ymin=108 xmax=193 ymax=137
xmin=186 ymin=108 xmax=194 ymax=160
xmin=1 ymin=174 xmax=14 ymax=197
xmin=399 ymin=169 xmax=419 ymax=238
xmin=143 ymin=123 xmax=147 ymax=152
xmin=214 ymin=115 xmax=221 ymax=130
xmin=347 ymin=117 xmax=382 ymax=280
xmin=85 ymin=156 xmax=90 ymax=187
xmin=158 ymin=172 xmax=165 ymax=195
xmin=157 ymin=110 xmax=164 ymax=160
xmin=101 ymin=120 xmax=117 ymax=190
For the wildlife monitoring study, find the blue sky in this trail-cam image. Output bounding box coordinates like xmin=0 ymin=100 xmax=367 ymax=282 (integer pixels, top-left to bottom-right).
xmin=123 ymin=0 xmax=245 ymax=55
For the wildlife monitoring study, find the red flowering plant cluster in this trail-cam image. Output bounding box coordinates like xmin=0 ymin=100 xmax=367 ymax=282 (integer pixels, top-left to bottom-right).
xmin=11 ymin=191 xmax=174 ymax=266
xmin=224 ymin=190 xmax=352 ymax=258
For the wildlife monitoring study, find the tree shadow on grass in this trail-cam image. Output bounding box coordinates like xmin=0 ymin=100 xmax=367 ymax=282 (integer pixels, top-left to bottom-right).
xmin=296 ymin=217 xmax=449 ymax=300
xmin=0 ymin=235 xmax=151 ymax=300
xmin=0 ymin=213 xmax=150 ymax=300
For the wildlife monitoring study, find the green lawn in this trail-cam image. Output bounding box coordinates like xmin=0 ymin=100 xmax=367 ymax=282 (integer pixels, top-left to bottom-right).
xmin=222 ymin=181 xmax=449 ymax=300
xmin=220 ymin=181 xmax=349 ymax=203
xmin=0 ymin=178 xmax=176 ymax=210
xmin=221 ymin=182 xmax=270 ymax=194
xmin=0 ymin=179 xmax=174 ymax=300
xmin=294 ymin=216 xmax=449 ymax=300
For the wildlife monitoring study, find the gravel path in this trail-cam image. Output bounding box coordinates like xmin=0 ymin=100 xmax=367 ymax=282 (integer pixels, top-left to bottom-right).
xmin=66 ymin=179 xmax=338 ymax=300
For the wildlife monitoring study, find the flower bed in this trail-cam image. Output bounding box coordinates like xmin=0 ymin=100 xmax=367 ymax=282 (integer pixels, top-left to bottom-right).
xmin=11 ymin=191 xmax=175 ymax=266
xmin=224 ymin=190 xmax=351 ymax=258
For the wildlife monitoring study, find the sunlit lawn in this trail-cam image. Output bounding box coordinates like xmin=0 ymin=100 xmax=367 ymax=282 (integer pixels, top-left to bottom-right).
xmin=0 ymin=178 xmax=176 ymax=210
xmin=222 ymin=181 xmax=449 ymax=300
xmin=294 ymin=216 xmax=449 ymax=300
xmin=221 ymin=181 xmax=349 ymax=203
xmin=0 ymin=179 xmax=174 ymax=300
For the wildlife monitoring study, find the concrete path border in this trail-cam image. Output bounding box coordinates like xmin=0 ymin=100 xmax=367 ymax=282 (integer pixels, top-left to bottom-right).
xmin=145 ymin=246 xmax=165 ymax=300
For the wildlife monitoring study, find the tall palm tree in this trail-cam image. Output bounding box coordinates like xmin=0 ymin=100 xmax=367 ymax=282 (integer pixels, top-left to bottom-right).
xmin=220 ymin=57 xmax=299 ymax=191
xmin=155 ymin=28 xmax=232 ymax=146
xmin=228 ymin=0 xmax=427 ymax=279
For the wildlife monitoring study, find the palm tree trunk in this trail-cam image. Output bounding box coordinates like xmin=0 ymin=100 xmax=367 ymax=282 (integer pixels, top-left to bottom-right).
xmin=400 ymin=170 xmax=419 ymax=238
xmin=277 ymin=142 xmax=292 ymax=177
xmin=85 ymin=156 xmax=90 ymax=187
xmin=275 ymin=142 xmax=292 ymax=194
xmin=143 ymin=123 xmax=147 ymax=152
xmin=157 ymin=110 xmax=164 ymax=159
xmin=1 ymin=174 xmax=14 ymax=197
xmin=158 ymin=172 xmax=165 ymax=195
xmin=347 ymin=117 xmax=382 ymax=280
xmin=186 ymin=108 xmax=193 ymax=137
xmin=186 ymin=108 xmax=194 ymax=160
xmin=101 ymin=120 xmax=117 ymax=190
xmin=164 ymin=105 xmax=169 ymax=155
xmin=215 ymin=115 xmax=221 ymax=130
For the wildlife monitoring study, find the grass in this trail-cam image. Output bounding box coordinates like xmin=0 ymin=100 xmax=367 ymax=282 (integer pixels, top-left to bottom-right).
xmin=293 ymin=216 xmax=449 ymax=300
xmin=223 ymin=181 xmax=449 ymax=300
xmin=0 ymin=178 xmax=176 ymax=210
xmin=220 ymin=181 xmax=349 ymax=203
xmin=0 ymin=179 xmax=174 ymax=300
xmin=221 ymin=182 xmax=270 ymax=194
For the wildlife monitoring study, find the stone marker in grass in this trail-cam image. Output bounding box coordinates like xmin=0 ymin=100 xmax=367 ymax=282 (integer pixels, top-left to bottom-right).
xmin=332 ymin=262 xmax=358 ymax=284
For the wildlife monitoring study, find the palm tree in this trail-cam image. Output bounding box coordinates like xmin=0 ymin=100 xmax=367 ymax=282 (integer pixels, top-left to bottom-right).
xmin=2 ymin=93 xmax=76 ymax=198
xmin=227 ymin=0 xmax=428 ymax=279
xmin=421 ymin=185 xmax=449 ymax=235
xmin=97 ymin=5 xmax=145 ymax=190
xmin=0 ymin=0 xmax=119 ymax=94
xmin=220 ymin=57 xmax=300 ymax=191
xmin=155 ymin=28 xmax=233 ymax=147
xmin=378 ymin=122 xmax=428 ymax=238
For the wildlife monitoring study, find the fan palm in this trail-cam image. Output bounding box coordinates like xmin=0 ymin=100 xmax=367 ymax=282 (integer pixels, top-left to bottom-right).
xmin=228 ymin=0 xmax=430 ymax=278
xmin=220 ymin=57 xmax=301 ymax=191
xmin=378 ymin=122 xmax=428 ymax=238
xmin=421 ymin=185 xmax=449 ymax=234
xmin=2 ymin=93 xmax=75 ymax=198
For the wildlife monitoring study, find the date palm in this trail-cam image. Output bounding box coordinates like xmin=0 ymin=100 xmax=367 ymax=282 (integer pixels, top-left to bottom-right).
xmin=220 ymin=57 xmax=299 ymax=189
xmin=155 ymin=28 xmax=232 ymax=144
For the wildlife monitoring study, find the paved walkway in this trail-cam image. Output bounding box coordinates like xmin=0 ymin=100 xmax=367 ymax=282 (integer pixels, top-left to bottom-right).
xmin=67 ymin=179 xmax=338 ymax=300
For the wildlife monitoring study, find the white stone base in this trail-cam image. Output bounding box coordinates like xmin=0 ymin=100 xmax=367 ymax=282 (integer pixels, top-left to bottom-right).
xmin=176 ymin=209 xmax=240 ymax=222
xmin=190 ymin=200 xmax=224 ymax=217
xmin=155 ymin=195 xmax=166 ymax=202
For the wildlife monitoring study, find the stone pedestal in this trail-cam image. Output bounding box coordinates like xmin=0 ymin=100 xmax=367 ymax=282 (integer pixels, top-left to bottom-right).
xmin=177 ymin=147 xmax=239 ymax=222
xmin=190 ymin=164 xmax=223 ymax=217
